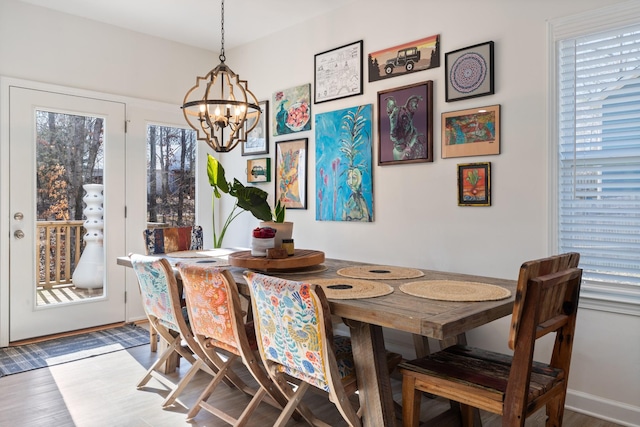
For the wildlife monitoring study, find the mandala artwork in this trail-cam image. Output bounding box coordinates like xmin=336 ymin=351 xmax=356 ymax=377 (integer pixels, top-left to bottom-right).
xmin=449 ymin=52 xmax=487 ymax=94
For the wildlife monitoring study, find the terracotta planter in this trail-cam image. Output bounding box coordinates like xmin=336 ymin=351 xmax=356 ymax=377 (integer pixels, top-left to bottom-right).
xmin=259 ymin=221 xmax=293 ymax=249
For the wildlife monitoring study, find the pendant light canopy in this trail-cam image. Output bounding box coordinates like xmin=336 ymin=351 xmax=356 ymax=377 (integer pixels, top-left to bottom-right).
xmin=182 ymin=0 xmax=261 ymax=152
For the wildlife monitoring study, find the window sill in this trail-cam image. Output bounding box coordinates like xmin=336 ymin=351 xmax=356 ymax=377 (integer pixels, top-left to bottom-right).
xmin=579 ymin=285 xmax=640 ymax=317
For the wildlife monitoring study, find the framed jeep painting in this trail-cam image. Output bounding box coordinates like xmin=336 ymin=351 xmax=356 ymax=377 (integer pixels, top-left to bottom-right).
xmin=368 ymin=34 xmax=440 ymax=82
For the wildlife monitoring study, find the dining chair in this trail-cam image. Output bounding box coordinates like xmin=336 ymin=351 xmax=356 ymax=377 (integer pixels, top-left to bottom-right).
xmin=129 ymin=253 xmax=220 ymax=408
xmin=143 ymin=225 xmax=203 ymax=255
xmin=142 ymin=225 xmax=202 ymax=351
xmin=398 ymin=252 xmax=582 ymax=427
xmin=244 ymin=271 xmax=403 ymax=427
xmin=176 ymin=263 xmax=291 ymax=425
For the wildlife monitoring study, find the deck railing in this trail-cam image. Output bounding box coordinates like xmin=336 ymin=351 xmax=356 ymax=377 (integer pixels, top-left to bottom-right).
xmin=37 ymin=220 xmax=84 ymax=289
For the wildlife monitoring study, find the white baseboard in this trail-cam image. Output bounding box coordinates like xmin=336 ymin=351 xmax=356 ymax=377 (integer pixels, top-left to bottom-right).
xmin=566 ymin=390 xmax=640 ymax=427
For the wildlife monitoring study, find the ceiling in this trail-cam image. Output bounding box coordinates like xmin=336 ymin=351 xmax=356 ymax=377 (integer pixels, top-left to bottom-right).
xmin=18 ymin=0 xmax=353 ymax=51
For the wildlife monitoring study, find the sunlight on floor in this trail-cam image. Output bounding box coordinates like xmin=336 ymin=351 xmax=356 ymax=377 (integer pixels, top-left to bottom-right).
xmin=48 ymin=349 xmax=193 ymax=426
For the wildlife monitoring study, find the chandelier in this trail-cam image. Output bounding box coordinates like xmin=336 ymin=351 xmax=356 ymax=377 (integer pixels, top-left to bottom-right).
xmin=182 ymin=0 xmax=261 ymax=152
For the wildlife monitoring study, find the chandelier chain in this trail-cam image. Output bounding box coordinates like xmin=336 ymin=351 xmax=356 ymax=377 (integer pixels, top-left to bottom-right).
xmin=219 ymin=0 xmax=226 ymax=62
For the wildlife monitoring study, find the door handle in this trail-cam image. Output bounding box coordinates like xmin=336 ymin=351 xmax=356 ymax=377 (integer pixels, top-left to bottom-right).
xmin=14 ymin=212 xmax=24 ymax=221
xmin=14 ymin=230 xmax=25 ymax=239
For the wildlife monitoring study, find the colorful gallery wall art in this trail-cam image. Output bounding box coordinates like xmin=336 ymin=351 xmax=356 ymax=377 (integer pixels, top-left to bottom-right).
xmin=315 ymin=104 xmax=373 ymax=222
xmin=368 ymin=34 xmax=440 ymax=82
xmin=272 ymin=84 xmax=312 ymax=136
xmin=377 ymin=81 xmax=433 ymax=165
xmin=441 ymin=104 xmax=500 ymax=158
xmin=275 ymin=138 xmax=307 ymax=209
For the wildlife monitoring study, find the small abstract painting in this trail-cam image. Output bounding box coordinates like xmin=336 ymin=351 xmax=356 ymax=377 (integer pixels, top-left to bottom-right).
xmin=315 ymin=104 xmax=373 ymax=222
xmin=272 ymin=84 xmax=312 ymax=136
xmin=368 ymin=34 xmax=440 ymax=82
xmin=441 ymin=104 xmax=500 ymax=158
xmin=275 ymin=138 xmax=307 ymax=209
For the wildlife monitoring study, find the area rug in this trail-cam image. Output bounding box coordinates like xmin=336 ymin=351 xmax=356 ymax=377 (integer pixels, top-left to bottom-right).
xmin=0 ymin=324 xmax=150 ymax=377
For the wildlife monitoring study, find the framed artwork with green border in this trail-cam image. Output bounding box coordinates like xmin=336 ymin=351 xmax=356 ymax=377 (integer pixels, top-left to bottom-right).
xmin=246 ymin=157 xmax=270 ymax=183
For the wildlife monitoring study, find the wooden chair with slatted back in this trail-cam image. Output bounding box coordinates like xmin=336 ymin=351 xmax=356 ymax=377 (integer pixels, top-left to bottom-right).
xmin=399 ymin=252 xmax=582 ymax=427
xmin=142 ymin=225 xmax=202 ymax=351
xmin=245 ymin=271 xmax=403 ymax=427
xmin=129 ymin=253 xmax=249 ymax=409
xmin=176 ymin=263 xmax=290 ymax=425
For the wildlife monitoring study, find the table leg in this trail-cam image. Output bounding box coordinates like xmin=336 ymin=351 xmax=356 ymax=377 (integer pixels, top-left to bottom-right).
xmin=412 ymin=334 xmax=431 ymax=358
xmin=346 ymin=319 xmax=397 ymax=427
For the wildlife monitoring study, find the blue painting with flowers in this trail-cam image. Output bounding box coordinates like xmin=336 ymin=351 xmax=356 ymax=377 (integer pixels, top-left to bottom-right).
xmin=315 ymin=104 xmax=373 ymax=222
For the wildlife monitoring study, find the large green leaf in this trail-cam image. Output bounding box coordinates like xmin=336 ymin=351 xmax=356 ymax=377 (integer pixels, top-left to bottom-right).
xmin=230 ymin=179 xmax=272 ymax=221
xmin=207 ymin=154 xmax=229 ymax=195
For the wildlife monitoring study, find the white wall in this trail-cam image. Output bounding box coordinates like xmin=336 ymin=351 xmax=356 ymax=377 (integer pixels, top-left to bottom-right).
xmin=218 ymin=1 xmax=640 ymax=424
xmin=0 ymin=0 xmax=638 ymax=424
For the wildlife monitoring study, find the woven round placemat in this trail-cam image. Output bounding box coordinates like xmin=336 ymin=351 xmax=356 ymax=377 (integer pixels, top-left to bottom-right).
xmin=309 ymin=278 xmax=394 ymax=300
xmin=337 ymin=265 xmax=424 ymax=280
xmin=399 ymin=280 xmax=511 ymax=302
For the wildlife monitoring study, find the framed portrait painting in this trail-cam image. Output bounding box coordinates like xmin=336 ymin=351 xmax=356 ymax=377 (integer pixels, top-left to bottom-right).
xmin=241 ymin=100 xmax=269 ymax=156
xmin=314 ymin=40 xmax=363 ymax=104
xmin=377 ymin=81 xmax=433 ymax=165
xmin=441 ymin=104 xmax=500 ymax=158
xmin=445 ymin=41 xmax=494 ymax=102
xmin=275 ymin=138 xmax=307 ymax=209
xmin=458 ymin=162 xmax=491 ymax=206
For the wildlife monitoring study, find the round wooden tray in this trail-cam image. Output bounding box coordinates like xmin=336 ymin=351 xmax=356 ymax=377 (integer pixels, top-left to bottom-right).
xmin=228 ymin=249 xmax=325 ymax=271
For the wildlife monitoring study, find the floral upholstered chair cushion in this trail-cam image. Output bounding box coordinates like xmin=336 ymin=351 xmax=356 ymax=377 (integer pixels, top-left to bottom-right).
xmin=177 ymin=263 xmax=257 ymax=355
xmin=143 ymin=225 xmax=203 ymax=255
xmin=245 ymin=271 xmax=355 ymax=392
xmin=130 ymin=254 xmax=182 ymax=332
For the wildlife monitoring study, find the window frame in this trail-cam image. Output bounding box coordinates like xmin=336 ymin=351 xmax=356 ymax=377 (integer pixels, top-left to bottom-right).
xmin=548 ymin=0 xmax=640 ymax=316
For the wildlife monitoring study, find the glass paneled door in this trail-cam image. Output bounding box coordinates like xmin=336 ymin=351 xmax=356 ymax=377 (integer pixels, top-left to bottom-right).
xmin=9 ymin=86 xmax=126 ymax=342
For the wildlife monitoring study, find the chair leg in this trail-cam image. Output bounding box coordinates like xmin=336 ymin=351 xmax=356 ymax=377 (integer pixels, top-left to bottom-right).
xmin=149 ymin=327 xmax=158 ymax=352
xmin=235 ymin=387 xmax=267 ymax=427
xmin=137 ymin=335 xmax=181 ymax=388
xmin=402 ymin=375 xmax=421 ymax=427
xmin=273 ymin=382 xmax=311 ymax=427
xmin=187 ymin=355 xmax=236 ymax=420
xmin=459 ymin=403 xmax=476 ymax=427
xmin=545 ymin=395 xmax=566 ymax=427
xmin=163 ymin=358 xmax=206 ymax=408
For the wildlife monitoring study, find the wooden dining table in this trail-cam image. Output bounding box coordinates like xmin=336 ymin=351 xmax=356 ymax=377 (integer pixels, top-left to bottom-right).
xmin=119 ymin=250 xmax=517 ymax=427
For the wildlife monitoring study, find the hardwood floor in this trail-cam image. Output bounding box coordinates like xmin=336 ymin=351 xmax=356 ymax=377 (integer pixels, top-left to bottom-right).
xmin=0 ymin=342 xmax=623 ymax=427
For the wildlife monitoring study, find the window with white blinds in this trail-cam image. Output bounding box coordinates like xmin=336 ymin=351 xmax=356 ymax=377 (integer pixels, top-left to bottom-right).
xmin=554 ymin=8 xmax=640 ymax=312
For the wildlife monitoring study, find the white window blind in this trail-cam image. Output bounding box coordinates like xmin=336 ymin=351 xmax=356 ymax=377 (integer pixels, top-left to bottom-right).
xmin=556 ymin=18 xmax=640 ymax=310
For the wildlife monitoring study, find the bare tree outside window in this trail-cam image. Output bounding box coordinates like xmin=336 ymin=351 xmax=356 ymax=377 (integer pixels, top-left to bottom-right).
xmin=147 ymin=125 xmax=196 ymax=226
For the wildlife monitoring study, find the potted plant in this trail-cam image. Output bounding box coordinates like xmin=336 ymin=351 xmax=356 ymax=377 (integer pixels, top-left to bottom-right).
xmin=207 ymin=154 xmax=272 ymax=248
xmin=258 ymin=199 xmax=293 ymax=249
xmin=207 ymin=154 xmax=293 ymax=248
